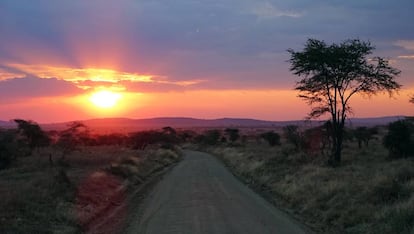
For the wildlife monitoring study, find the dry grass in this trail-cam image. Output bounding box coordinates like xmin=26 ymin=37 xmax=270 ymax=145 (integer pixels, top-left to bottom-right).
xmin=0 ymin=145 xmax=182 ymax=234
xmin=208 ymin=139 xmax=414 ymax=233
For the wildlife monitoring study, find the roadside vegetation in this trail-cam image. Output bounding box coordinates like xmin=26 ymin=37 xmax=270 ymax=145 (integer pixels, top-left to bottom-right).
xmin=191 ymin=119 xmax=414 ymax=233
xmin=0 ymin=120 xmax=183 ymax=234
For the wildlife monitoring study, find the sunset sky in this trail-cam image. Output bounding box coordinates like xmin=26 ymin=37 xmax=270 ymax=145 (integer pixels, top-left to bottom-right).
xmin=1 ymin=0 xmax=414 ymax=123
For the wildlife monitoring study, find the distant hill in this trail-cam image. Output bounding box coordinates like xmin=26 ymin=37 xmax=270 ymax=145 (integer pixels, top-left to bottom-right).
xmin=346 ymin=116 xmax=405 ymax=127
xmin=0 ymin=116 xmax=406 ymax=132
xmin=33 ymin=116 xmax=406 ymax=133
xmin=42 ymin=117 xmax=285 ymax=132
xmin=0 ymin=120 xmax=16 ymax=128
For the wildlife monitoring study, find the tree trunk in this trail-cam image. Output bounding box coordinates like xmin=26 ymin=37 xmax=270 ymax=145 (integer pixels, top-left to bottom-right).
xmin=334 ymin=134 xmax=342 ymax=164
xmin=329 ymin=121 xmax=343 ymax=167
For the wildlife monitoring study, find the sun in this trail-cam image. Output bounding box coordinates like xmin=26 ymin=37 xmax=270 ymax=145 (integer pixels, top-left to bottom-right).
xmin=89 ymin=90 xmax=121 ymax=108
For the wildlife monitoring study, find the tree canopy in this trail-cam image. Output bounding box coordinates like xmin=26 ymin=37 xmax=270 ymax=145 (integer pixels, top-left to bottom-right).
xmin=288 ymin=39 xmax=401 ymax=165
xmin=288 ymin=39 xmax=401 ymax=120
xmin=14 ymin=119 xmax=50 ymax=150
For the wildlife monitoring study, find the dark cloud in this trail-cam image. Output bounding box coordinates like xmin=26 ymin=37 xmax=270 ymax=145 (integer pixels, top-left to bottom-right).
xmin=0 ymin=76 xmax=84 ymax=100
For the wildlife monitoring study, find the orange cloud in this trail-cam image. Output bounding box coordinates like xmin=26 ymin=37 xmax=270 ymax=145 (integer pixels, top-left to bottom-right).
xmin=398 ymin=55 xmax=414 ymax=60
xmin=3 ymin=64 xmax=153 ymax=83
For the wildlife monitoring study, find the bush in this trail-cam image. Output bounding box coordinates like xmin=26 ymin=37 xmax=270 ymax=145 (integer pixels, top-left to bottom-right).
xmin=260 ymin=131 xmax=281 ymax=146
xmin=129 ymin=130 xmax=180 ymax=150
xmin=283 ymin=125 xmax=302 ymax=149
xmin=14 ymin=119 xmax=50 ymax=151
xmin=353 ymin=127 xmax=378 ymax=148
xmin=383 ymin=120 xmax=414 ymax=158
xmin=195 ymin=130 xmax=221 ymax=145
xmin=0 ymin=130 xmax=19 ymax=169
xmin=224 ymin=128 xmax=240 ymax=143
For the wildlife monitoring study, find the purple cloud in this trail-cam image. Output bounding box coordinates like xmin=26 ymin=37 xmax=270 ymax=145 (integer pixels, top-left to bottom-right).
xmin=0 ymin=76 xmax=84 ymax=100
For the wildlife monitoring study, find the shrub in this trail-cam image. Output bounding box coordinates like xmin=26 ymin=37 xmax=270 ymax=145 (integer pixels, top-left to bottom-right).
xmin=353 ymin=127 xmax=378 ymax=148
xmin=129 ymin=130 xmax=180 ymax=150
xmin=260 ymin=131 xmax=281 ymax=146
xmin=383 ymin=120 xmax=414 ymax=158
xmin=0 ymin=130 xmax=19 ymax=169
xmin=195 ymin=130 xmax=221 ymax=145
xmin=283 ymin=125 xmax=302 ymax=149
xmin=224 ymin=128 xmax=240 ymax=143
xmin=14 ymin=119 xmax=50 ymax=151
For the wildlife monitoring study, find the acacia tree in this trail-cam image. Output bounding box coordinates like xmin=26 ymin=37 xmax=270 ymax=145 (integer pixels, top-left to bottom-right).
xmin=14 ymin=119 xmax=50 ymax=152
xmin=288 ymin=39 xmax=401 ymax=166
xmin=56 ymin=121 xmax=89 ymax=158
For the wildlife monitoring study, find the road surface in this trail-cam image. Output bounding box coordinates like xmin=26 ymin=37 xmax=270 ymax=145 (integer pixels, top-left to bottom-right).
xmin=125 ymin=150 xmax=308 ymax=234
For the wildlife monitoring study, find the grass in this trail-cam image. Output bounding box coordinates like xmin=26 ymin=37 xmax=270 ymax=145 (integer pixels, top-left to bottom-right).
xmin=0 ymin=145 xmax=182 ymax=234
xmin=207 ymin=139 xmax=414 ymax=233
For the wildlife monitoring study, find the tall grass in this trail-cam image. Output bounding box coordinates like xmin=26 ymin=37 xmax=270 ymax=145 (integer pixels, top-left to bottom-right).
xmin=0 ymin=145 xmax=182 ymax=234
xmin=209 ymin=139 xmax=414 ymax=233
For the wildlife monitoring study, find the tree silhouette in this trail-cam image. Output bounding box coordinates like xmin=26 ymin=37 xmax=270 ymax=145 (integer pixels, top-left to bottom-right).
xmin=282 ymin=125 xmax=302 ymax=149
xmin=162 ymin=126 xmax=177 ymax=135
xmin=13 ymin=119 xmax=50 ymax=152
xmin=194 ymin=130 xmax=221 ymax=145
xmin=224 ymin=128 xmax=240 ymax=143
xmin=383 ymin=120 xmax=414 ymax=158
xmin=260 ymin=131 xmax=281 ymax=146
xmin=0 ymin=129 xmax=19 ymax=169
xmin=56 ymin=121 xmax=89 ymax=158
xmin=288 ymin=39 xmax=401 ymax=166
xmin=353 ymin=127 xmax=378 ymax=148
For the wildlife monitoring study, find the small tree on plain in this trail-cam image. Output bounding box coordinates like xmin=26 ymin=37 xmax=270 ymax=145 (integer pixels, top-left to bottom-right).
xmin=288 ymin=39 xmax=401 ymax=166
xmin=56 ymin=121 xmax=89 ymax=159
xmin=162 ymin=126 xmax=177 ymax=135
xmin=383 ymin=120 xmax=414 ymax=158
xmin=0 ymin=129 xmax=19 ymax=169
xmin=224 ymin=128 xmax=240 ymax=143
xmin=14 ymin=119 xmax=50 ymax=152
xmin=353 ymin=127 xmax=378 ymax=148
xmin=203 ymin=130 xmax=221 ymax=145
xmin=260 ymin=131 xmax=281 ymax=146
xmin=282 ymin=125 xmax=302 ymax=149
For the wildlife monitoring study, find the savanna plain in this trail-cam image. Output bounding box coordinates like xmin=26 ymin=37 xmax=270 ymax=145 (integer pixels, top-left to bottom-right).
xmin=1 ymin=118 xmax=414 ymax=233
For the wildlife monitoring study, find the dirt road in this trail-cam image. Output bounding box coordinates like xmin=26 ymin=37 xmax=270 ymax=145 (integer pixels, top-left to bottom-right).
xmin=125 ymin=150 xmax=308 ymax=234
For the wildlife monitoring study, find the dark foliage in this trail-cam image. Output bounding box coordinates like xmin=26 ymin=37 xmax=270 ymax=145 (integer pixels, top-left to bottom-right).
xmin=129 ymin=130 xmax=180 ymax=150
xmin=224 ymin=128 xmax=240 ymax=143
xmin=301 ymin=123 xmax=332 ymax=157
xmin=14 ymin=119 xmax=50 ymax=151
xmin=288 ymin=39 xmax=401 ymax=166
xmin=260 ymin=131 xmax=281 ymax=146
xmin=55 ymin=122 xmax=89 ymax=158
xmin=194 ymin=130 xmax=221 ymax=145
xmin=0 ymin=129 xmax=19 ymax=169
xmin=353 ymin=127 xmax=378 ymax=148
xmin=177 ymin=130 xmax=197 ymax=142
xmin=383 ymin=120 xmax=414 ymax=158
xmin=1 ymin=119 xmax=49 ymax=169
xmin=162 ymin=126 xmax=177 ymax=135
xmin=282 ymin=125 xmax=302 ymax=149
xmin=93 ymin=133 xmax=127 ymax=146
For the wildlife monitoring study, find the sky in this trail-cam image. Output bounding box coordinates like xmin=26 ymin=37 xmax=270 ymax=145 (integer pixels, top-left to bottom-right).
xmin=0 ymin=0 xmax=414 ymax=123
